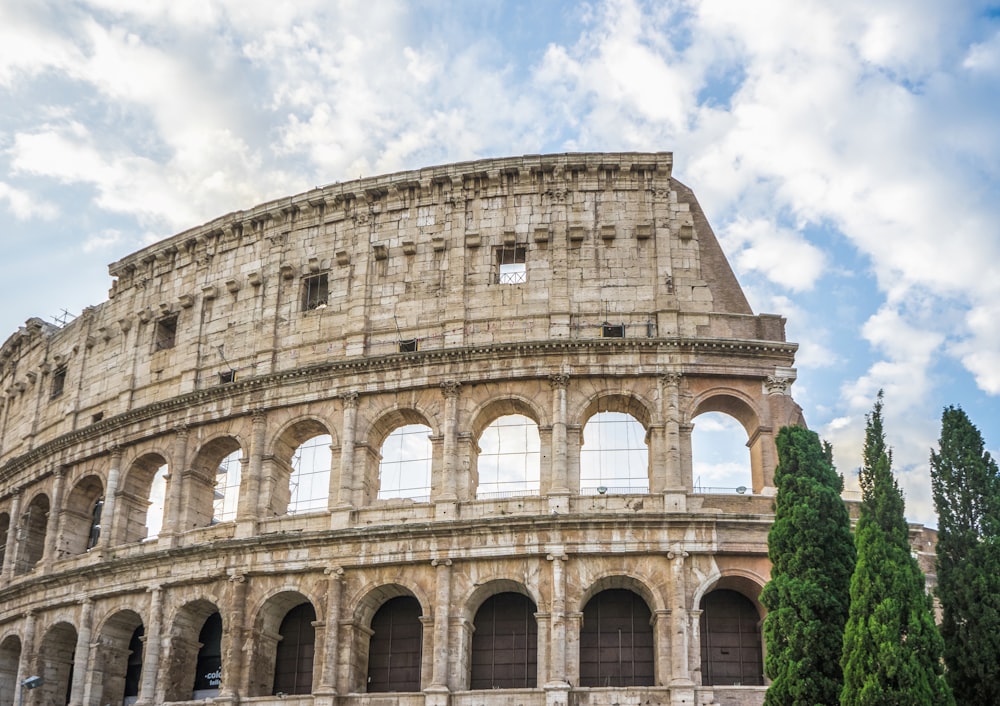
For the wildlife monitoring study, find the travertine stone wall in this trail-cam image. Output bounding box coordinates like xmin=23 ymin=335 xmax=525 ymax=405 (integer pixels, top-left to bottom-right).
xmin=0 ymin=153 xmax=829 ymax=706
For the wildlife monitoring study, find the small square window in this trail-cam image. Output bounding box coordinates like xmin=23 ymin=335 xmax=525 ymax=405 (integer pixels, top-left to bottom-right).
xmin=50 ymin=366 xmax=67 ymax=399
xmin=302 ymin=273 xmax=329 ymax=311
xmin=154 ymin=315 xmax=178 ymax=351
xmin=91 ymin=412 xmax=104 ymax=424
xmin=602 ymin=323 xmax=625 ymax=338
xmin=399 ymin=339 xmax=418 ymax=353
xmin=496 ymin=247 xmax=526 ymax=284
xmin=219 ymin=370 xmax=236 ymax=384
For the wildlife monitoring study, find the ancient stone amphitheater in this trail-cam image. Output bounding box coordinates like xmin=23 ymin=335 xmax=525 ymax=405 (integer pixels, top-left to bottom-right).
xmin=0 ymin=153 xmax=807 ymax=706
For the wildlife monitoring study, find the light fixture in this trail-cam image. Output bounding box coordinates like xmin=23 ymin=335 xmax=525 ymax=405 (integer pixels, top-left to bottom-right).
xmin=597 ymin=486 xmax=608 ymax=495
xmin=22 ymin=677 xmax=43 ymax=690
xmin=736 ymin=486 xmax=747 ymax=495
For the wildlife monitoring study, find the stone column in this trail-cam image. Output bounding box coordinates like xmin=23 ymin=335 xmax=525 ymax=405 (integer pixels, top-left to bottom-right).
xmin=545 ymin=552 xmax=569 ymax=688
xmin=337 ymin=392 xmax=359 ymax=507
xmin=548 ymin=374 xmax=570 ymax=500
xmin=318 ymin=566 xmax=344 ymax=694
xmin=222 ymin=573 xmax=248 ymax=698
xmin=241 ymin=410 xmax=267 ymax=523
xmin=98 ymin=445 xmax=123 ymax=550
xmin=428 ymin=558 xmax=452 ymax=693
xmin=438 ymin=381 xmax=461 ymax=501
xmin=163 ymin=425 xmax=189 ymax=541
xmin=663 ymin=374 xmax=683 ymax=488
xmin=136 ymin=586 xmax=163 ymax=705
xmin=13 ymin=610 xmax=36 ymax=706
xmin=534 ymin=612 xmax=550 ymax=689
xmin=2 ymin=487 xmax=21 ymax=581
xmin=653 ymin=608 xmax=672 ymax=685
xmin=68 ymin=598 xmax=93 ymax=706
xmin=668 ymin=549 xmax=692 ymax=686
xmin=41 ymin=466 xmax=66 ymax=571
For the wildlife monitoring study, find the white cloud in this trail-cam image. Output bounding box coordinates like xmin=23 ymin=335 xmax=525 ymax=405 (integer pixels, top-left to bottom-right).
xmin=720 ymin=217 xmax=826 ymax=292
xmin=0 ymin=182 xmax=58 ymax=220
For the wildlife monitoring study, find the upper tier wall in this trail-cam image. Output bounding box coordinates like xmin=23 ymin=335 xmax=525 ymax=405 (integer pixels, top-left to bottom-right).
xmin=0 ymin=153 xmax=790 ymax=466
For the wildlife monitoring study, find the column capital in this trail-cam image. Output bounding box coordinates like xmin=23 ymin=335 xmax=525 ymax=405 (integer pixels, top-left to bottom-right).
xmin=228 ymin=572 xmax=247 ymax=583
xmin=667 ymin=549 xmax=689 ymax=561
xmin=431 ymin=557 xmax=452 ymax=568
xmin=250 ymin=407 xmax=267 ymax=423
xmin=548 ymin=373 xmax=570 ymax=389
xmin=173 ymin=423 xmax=189 ymax=438
xmin=440 ymin=380 xmax=461 ymax=398
xmin=764 ymin=375 xmax=793 ymax=395
xmin=108 ymin=443 xmax=124 ymax=459
xmin=340 ymin=390 xmax=360 ymax=407
xmin=546 ymin=552 xmax=568 ymax=562
xmin=661 ymin=371 xmax=683 ymax=385
xmin=325 ymin=565 xmax=345 ymax=579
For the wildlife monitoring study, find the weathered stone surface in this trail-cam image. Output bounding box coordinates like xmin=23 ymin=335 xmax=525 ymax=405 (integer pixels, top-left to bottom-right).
xmin=0 ymin=153 xmax=822 ymax=706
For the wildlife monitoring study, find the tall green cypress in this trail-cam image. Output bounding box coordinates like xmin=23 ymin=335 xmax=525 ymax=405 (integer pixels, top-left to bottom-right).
xmin=762 ymin=425 xmax=855 ymax=705
xmin=930 ymin=406 xmax=1000 ymax=704
xmin=840 ymin=392 xmax=953 ymax=706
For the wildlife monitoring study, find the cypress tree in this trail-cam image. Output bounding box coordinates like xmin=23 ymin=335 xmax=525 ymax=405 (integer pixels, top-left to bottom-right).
xmin=840 ymin=391 xmax=953 ymax=706
xmin=930 ymin=406 xmax=1000 ymax=704
xmin=762 ymin=425 xmax=855 ymax=705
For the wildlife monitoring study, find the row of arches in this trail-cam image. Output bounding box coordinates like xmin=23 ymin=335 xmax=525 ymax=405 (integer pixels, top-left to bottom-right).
xmin=1 ymin=581 xmax=763 ymax=705
xmin=0 ymin=401 xmax=754 ymax=574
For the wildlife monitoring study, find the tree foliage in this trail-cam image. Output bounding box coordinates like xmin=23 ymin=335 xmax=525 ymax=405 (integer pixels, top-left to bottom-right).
xmin=762 ymin=425 xmax=855 ymax=706
xmin=841 ymin=392 xmax=953 ymax=706
xmin=930 ymin=406 xmax=1000 ymax=704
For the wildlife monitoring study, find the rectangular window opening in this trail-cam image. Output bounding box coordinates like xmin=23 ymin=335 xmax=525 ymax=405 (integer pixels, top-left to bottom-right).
xmin=496 ymin=246 xmax=527 ymax=284
xmin=302 ymin=273 xmax=329 ymax=311
xmin=50 ymin=366 xmax=67 ymax=399
xmin=154 ymin=315 xmax=178 ymax=351
xmin=399 ymin=339 xmax=418 ymax=353
xmin=91 ymin=412 xmax=104 ymax=424
xmin=218 ymin=370 xmax=236 ymax=384
xmin=602 ymin=322 xmax=625 ymax=338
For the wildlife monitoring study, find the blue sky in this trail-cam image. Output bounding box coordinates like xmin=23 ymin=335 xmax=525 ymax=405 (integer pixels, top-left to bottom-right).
xmin=2 ymin=0 xmax=998 ymax=526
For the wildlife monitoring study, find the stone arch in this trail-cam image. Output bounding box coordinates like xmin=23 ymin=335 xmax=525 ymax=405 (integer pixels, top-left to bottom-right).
xmin=59 ymin=473 xmax=104 ymax=556
xmin=576 ymin=393 xmax=654 ymax=495
xmin=576 ymin=572 xmax=663 ymax=614
xmin=37 ymin=621 xmax=77 ymax=706
xmin=164 ymin=598 xmax=222 ymax=702
xmin=91 ymin=609 xmax=144 ymax=706
xmin=247 ymin=589 xmax=320 ymax=696
xmin=348 ymin=583 xmax=428 ymax=693
xmin=366 ymin=409 xmax=436 ymax=504
xmin=695 ymin=571 xmax=766 ymax=688
xmin=188 ymin=436 xmax=244 ymax=527
xmin=575 ymin=576 xmax=658 ymax=688
xmin=265 ymin=417 xmax=336 ymax=517
xmin=15 ymin=492 xmax=48 ymax=575
xmin=118 ymin=452 xmax=169 ymax=544
xmin=691 ymin=569 xmax=767 ymax=617
xmin=470 ymin=398 xmax=544 ymax=499
xmin=0 ymin=633 xmax=21 ymax=706
xmin=690 ymin=389 xmax=768 ymax=493
xmin=462 ymin=580 xmax=540 ymax=691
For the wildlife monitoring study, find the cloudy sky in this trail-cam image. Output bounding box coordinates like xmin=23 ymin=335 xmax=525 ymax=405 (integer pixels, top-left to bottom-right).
xmin=2 ymin=0 xmax=998 ymax=526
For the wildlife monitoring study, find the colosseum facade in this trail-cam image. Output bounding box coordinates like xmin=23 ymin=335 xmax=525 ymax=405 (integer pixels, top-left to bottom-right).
xmin=0 ymin=153 xmax=808 ymax=706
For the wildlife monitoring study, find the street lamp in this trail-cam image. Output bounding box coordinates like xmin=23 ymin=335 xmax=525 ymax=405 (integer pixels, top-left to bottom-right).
xmin=19 ymin=676 xmax=43 ymax=706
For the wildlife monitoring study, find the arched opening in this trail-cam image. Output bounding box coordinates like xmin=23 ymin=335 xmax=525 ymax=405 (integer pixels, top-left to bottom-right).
xmin=273 ymin=603 xmax=317 ymax=695
xmin=470 ymin=592 xmax=537 ymax=689
xmin=119 ymin=454 xmax=168 ymax=544
xmin=699 ymin=589 xmax=763 ymax=686
xmin=367 ymin=596 xmax=423 ymax=692
xmin=213 ymin=451 xmax=242 ymax=524
xmin=124 ymin=625 xmax=144 ymax=704
xmin=288 ymin=435 xmax=331 ymax=514
xmin=16 ymin=494 xmax=48 ymax=575
xmin=144 ymin=464 xmax=168 ymax=539
xmin=580 ymin=412 xmax=649 ymax=494
xmin=0 ymin=635 xmax=21 ymax=706
xmin=38 ymin=621 xmax=76 ymax=705
xmin=92 ymin=610 xmax=143 ymax=706
xmin=378 ymin=425 xmax=433 ymax=502
xmin=476 ymin=415 xmax=541 ymax=498
xmin=0 ymin=512 xmax=9 ymax=569
xmin=691 ymin=412 xmax=753 ymax=494
xmin=164 ymin=600 xmax=221 ymax=702
xmin=60 ymin=475 xmax=104 ymax=555
xmin=579 ymin=588 xmax=654 ymax=687
xmin=192 ymin=612 xmax=223 ymax=699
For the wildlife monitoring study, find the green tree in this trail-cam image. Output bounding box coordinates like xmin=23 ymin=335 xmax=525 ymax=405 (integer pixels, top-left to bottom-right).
xmin=762 ymin=425 xmax=855 ymax=705
xmin=841 ymin=391 xmax=953 ymax=706
xmin=930 ymin=406 xmax=1000 ymax=704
